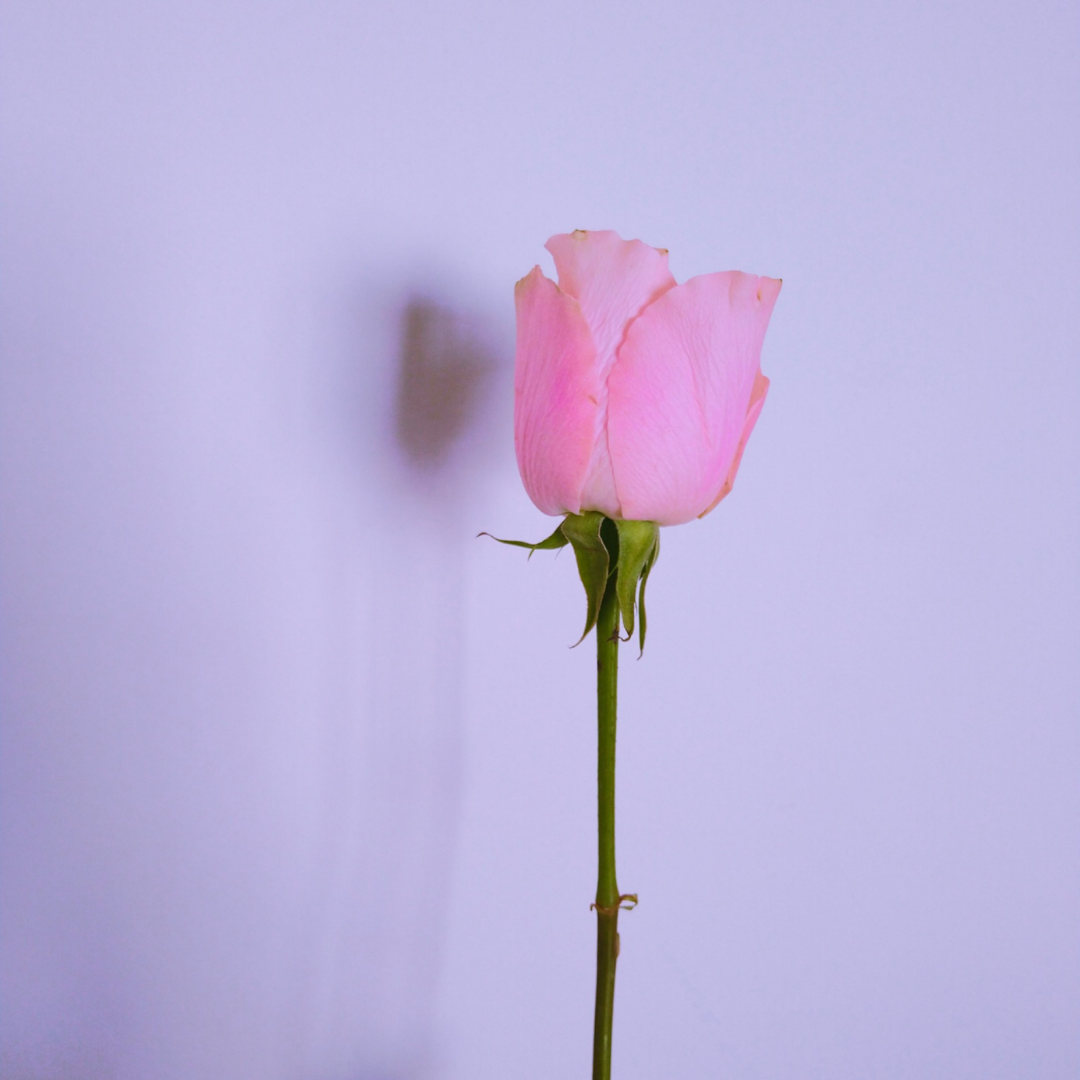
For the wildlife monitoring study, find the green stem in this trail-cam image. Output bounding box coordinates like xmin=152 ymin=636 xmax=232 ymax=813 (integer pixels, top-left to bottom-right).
xmin=593 ymin=570 xmax=620 ymax=1080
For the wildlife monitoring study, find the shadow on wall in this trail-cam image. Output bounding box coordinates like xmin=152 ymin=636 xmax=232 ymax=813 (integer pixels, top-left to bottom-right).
xmin=395 ymin=298 xmax=498 ymax=472
xmin=296 ymin=290 xmax=506 ymax=1080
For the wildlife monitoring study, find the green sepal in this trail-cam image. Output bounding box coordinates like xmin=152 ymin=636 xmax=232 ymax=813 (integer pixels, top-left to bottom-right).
xmin=478 ymin=523 xmax=569 ymax=558
xmin=635 ymin=527 xmax=660 ymax=656
xmin=483 ymin=512 xmax=660 ymax=650
xmin=559 ymin=511 xmax=612 ymax=645
xmin=614 ymin=520 xmax=660 ymax=653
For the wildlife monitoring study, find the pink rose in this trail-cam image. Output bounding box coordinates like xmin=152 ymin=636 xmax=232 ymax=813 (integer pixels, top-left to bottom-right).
xmin=514 ymin=230 xmax=780 ymax=526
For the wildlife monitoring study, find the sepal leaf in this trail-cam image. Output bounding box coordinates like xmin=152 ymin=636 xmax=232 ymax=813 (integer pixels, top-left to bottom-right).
xmin=559 ymin=512 xmax=612 ymax=644
xmin=483 ymin=512 xmax=660 ymax=651
xmin=478 ymin=523 xmax=569 ymax=557
xmin=635 ymin=527 xmax=660 ymax=655
xmin=614 ymin=520 xmax=660 ymax=653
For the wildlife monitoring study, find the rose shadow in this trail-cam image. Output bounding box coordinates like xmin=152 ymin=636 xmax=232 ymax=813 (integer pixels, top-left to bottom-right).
xmin=296 ymin=289 xmax=504 ymax=1080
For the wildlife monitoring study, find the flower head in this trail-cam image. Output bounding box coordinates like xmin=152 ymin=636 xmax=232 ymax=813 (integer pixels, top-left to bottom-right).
xmin=514 ymin=230 xmax=780 ymax=526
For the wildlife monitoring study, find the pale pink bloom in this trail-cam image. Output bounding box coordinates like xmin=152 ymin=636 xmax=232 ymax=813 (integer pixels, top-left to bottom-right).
xmin=514 ymin=230 xmax=780 ymax=526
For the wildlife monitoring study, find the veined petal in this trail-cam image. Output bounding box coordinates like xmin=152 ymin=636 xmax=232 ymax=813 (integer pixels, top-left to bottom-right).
xmin=545 ymin=230 xmax=677 ymax=371
xmin=545 ymin=231 xmax=676 ymax=518
xmin=513 ymin=266 xmax=601 ymax=516
xmin=699 ymin=371 xmax=770 ymax=517
xmin=606 ymin=272 xmax=780 ymax=525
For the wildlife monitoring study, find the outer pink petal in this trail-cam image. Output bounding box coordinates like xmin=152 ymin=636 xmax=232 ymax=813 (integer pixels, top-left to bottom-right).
xmin=699 ymin=371 xmax=770 ymax=517
xmin=544 ymin=231 xmax=677 ymax=517
xmin=545 ymin=230 xmax=677 ymax=371
xmin=513 ymin=266 xmax=601 ymax=516
xmin=606 ymin=273 xmax=781 ymax=525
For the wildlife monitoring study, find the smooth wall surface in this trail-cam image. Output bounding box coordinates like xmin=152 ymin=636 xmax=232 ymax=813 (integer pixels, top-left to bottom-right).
xmin=2 ymin=2 xmax=1078 ymax=1078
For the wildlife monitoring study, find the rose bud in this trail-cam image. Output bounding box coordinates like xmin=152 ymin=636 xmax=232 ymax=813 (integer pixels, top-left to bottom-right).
xmin=514 ymin=229 xmax=780 ymax=526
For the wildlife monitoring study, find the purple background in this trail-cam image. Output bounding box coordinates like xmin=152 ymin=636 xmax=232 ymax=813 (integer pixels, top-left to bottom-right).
xmin=2 ymin=2 xmax=1078 ymax=1077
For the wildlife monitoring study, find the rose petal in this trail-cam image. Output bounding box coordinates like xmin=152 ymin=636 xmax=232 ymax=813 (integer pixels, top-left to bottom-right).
xmin=699 ymin=371 xmax=770 ymax=517
xmin=513 ymin=266 xmax=601 ymax=516
xmin=545 ymin=230 xmax=677 ymax=371
xmin=606 ymin=272 xmax=780 ymax=525
xmin=544 ymin=230 xmax=677 ymax=517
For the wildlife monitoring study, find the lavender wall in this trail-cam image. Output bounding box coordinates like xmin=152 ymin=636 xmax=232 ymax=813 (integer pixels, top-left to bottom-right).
xmin=2 ymin=2 xmax=1077 ymax=1077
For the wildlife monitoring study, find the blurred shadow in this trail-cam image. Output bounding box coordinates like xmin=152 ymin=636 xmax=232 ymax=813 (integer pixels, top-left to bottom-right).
xmin=394 ymin=298 xmax=496 ymax=471
xmin=296 ymin=285 xmax=504 ymax=1080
